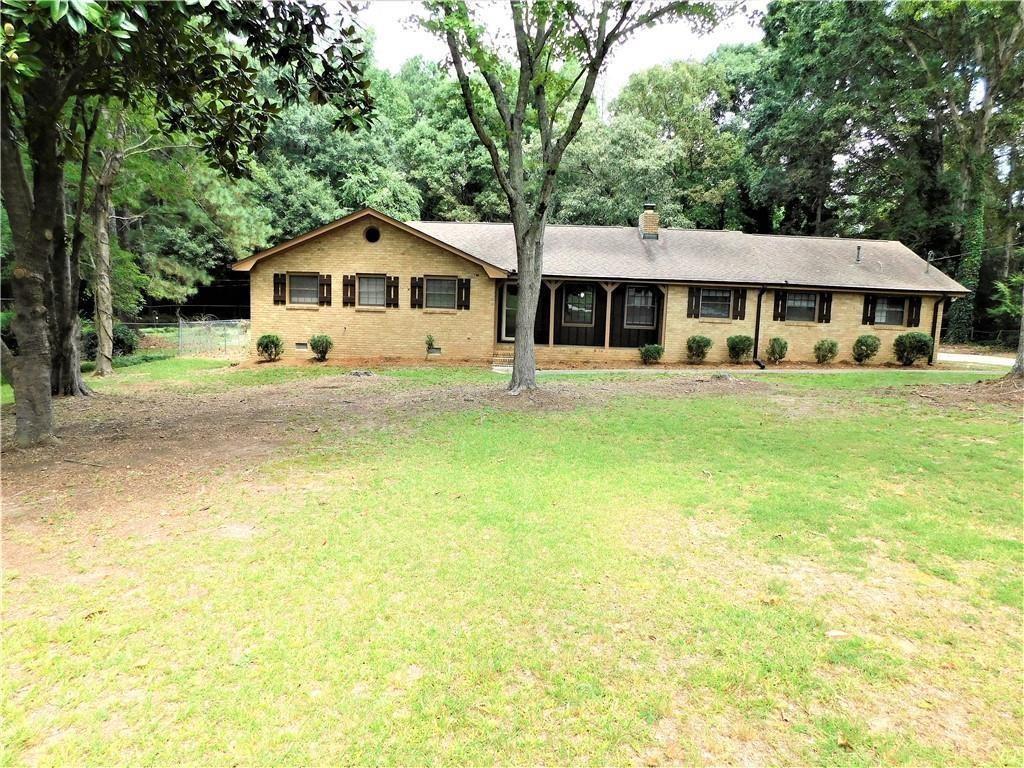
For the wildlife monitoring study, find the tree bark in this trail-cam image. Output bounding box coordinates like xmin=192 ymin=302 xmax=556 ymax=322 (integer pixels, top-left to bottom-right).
xmin=2 ymin=87 xmax=58 ymax=445
xmin=1010 ymin=283 xmax=1024 ymax=379
xmin=91 ymin=112 xmax=128 ymax=377
xmin=509 ymin=225 xmax=545 ymax=392
xmin=945 ymin=170 xmax=985 ymax=344
xmin=91 ymin=196 xmax=115 ymax=376
xmin=49 ymin=181 xmax=90 ymax=396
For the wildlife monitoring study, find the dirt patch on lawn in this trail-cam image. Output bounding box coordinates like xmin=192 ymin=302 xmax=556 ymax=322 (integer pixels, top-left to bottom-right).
xmin=898 ymin=375 xmax=1024 ymax=410
xmin=0 ymin=372 xmax=766 ymax=581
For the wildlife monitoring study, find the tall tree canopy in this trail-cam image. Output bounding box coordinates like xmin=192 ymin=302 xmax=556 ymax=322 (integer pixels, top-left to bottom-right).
xmin=420 ymin=0 xmax=722 ymax=392
xmin=0 ymin=0 xmax=373 ymax=445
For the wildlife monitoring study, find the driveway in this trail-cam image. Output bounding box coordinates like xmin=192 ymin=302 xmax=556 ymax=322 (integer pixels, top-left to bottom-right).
xmin=937 ymin=351 xmax=1014 ymax=367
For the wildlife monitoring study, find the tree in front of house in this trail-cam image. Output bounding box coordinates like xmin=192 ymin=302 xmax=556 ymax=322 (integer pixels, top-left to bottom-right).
xmin=0 ymin=0 xmax=372 ymax=446
xmin=423 ymin=0 xmax=723 ymax=392
xmin=899 ymin=1 xmax=1023 ymax=343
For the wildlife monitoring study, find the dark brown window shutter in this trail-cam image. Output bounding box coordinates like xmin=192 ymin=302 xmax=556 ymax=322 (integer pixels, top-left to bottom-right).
xmin=732 ymin=288 xmax=747 ymax=320
xmin=817 ymin=291 xmax=832 ymax=323
xmin=687 ymin=287 xmax=701 ymax=318
xmin=318 ymin=274 xmax=332 ymax=306
xmin=907 ymin=296 xmax=922 ymax=327
xmin=386 ymin=276 xmax=400 ymax=308
xmin=773 ymin=290 xmax=787 ymax=321
xmin=342 ymin=275 xmax=356 ymax=307
xmin=862 ymin=294 xmax=876 ymax=325
xmin=411 ymin=277 xmax=424 ymax=308
xmin=457 ymin=278 xmax=471 ymax=310
xmin=273 ymin=273 xmax=286 ymax=305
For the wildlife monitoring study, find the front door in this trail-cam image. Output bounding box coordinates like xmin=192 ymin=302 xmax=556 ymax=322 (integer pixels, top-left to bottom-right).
xmin=502 ymin=283 xmax=518 ymax=341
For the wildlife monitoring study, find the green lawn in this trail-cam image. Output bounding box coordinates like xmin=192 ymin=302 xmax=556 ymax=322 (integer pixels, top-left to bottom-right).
xmin=2 ymin=363 xmax=1021 ymax=764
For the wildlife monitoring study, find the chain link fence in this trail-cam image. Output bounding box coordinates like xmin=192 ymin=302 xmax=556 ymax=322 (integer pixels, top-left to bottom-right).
xmin=176 ymin=317 xmax=251 ymax=359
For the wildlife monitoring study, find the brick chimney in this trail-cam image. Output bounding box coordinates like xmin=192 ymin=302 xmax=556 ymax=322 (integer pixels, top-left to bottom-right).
xmin=639 ymin=203 xmax=659 ymax=240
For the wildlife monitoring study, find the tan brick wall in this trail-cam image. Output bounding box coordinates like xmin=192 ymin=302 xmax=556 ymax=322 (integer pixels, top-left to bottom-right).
xmin=248 ymin=221 xmax=946 ymax=366
xmin=248 ymin=219 xmax=496 ymax=361
xmin=660 ymin=285 xmax=944 ymax=364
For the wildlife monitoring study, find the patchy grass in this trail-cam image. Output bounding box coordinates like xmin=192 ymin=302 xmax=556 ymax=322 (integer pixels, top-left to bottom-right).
xmin=2 ymin=364 xmax=1021 ymax=765
xmin=756 ymin=370 xmax=1002 ymax=389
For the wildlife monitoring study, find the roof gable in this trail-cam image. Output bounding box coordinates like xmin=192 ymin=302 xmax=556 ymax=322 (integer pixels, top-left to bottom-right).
xmin=231 ymin=208 xmax=509 ymax=278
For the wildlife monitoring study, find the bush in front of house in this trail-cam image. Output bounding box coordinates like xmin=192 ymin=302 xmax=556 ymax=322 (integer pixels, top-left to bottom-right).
xmin=638 ymin=343 xmax=664 ymax=365
xmin=852 ymin=334 xmax=881 ymax=364
xmin=765 ymin=337 xmax=788 ymax=364
xmin=686 ymin=335 xmax=713 ymax=363
xmin=726 ymin=334 xmax=754 ymax=363
xmin=81 ymin=321 xmax=140 ymax=360
xmin=309 ymin=334 xmax=333 ymax=362
xmin=813 ymin=338 xmax=839 ymax=364
xmin=893 ymin=332 xmax=932 ymax=366
xmin=256 ymin=333 xmax=284 ymax=361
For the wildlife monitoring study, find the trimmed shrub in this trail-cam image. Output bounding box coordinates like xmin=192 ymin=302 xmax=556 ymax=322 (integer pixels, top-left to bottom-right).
xmin=256 ymin=333 xmax=284 ymax=361
xmin=726 ymin=334 xmax=754 ymax=363
xmin=893 ymin=332 xmax=932 ymax=366
xmin=309 ymin=334 xmax=333 ymax=362
xmin=852 ymin=334 xmax=881 ymax=364
xmin=686 ymin=335 xmax=713 ymax=363
xmin=765 ymin=336 xmax=788 ymax=364
xmin=813 ymin=338 xmax=839 ymax=364
xmin=638 ymin=343 xmax=664 ymax=365
xmin=81 ymin=321 xmax=140 ymax=360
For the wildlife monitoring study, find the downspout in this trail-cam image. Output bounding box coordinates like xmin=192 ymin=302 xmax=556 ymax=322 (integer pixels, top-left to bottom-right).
xmin=751 ymin=286 xmax=768 ymax=370
xmin=927 ymin=294 xmax=946 ymax=365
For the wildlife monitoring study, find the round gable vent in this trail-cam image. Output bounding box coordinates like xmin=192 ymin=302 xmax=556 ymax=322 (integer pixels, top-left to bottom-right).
xmin=364 ymin=225 xmax=381 ymax=243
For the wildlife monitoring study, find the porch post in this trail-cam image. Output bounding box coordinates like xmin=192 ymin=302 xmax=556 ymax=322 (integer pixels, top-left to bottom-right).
xmin=600 ymin=282 xmax=620 ymax=349
xmin=657 ymin=285 xmax=668 ymax=346
xmin=544 ymin=280 xmax=562 ymax=347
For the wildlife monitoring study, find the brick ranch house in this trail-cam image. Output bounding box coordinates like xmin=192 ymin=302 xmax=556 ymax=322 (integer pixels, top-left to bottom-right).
xmin=231 ymin=206 xmax=967 ymax=366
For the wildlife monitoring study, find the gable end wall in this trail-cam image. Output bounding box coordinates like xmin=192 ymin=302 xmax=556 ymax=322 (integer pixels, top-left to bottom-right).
xmin=249 ymin=219 xmax=497 ymax=360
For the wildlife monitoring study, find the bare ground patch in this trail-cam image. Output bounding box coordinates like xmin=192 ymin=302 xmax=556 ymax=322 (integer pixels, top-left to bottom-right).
xmin=1 ymin=372 xmax=766 ymax=582
xmin=897 ymin=375 xmax=1024 ymax=410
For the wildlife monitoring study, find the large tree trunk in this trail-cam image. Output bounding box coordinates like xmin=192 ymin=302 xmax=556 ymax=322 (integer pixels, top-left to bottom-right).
xmin=91 ymin=196 xmax=115 ymax=376
xmin=1 ymin=88 xmax=60 ymax=445
xmin=945 ymin=174 xmax=985 ymax=344
xmin=49 ymin=182 xmax=90 ymax=396
xmin=90 ymin=112 xmax=128 ymax=377
xmin=1010 ymin=283 xmax=1024 ymax=379
xmin=509 ymin=225 xmax=545 ymax=393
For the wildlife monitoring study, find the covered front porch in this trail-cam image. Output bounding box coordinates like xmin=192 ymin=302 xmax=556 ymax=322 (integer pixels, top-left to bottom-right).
xmin=494 ymin=278 xmax=666 ymax=352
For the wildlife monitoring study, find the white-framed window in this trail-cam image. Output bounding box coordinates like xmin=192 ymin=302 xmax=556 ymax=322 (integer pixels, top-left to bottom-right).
xmin=785 ymin=291 xmax=817 ymax=322
xmin=699 ymin=288 xmax=732 ymax=319
xmin=358 ymin=274 xmax=386 ymax=307
xmin=563 ymin=284 xmax=596 ymax=326
xmin=425 ymin=277 xmax=457 ymax=309
xmin=625 ymin=286 xmax=656 ymax=329
xmin=289 ymin=273 xmax=319 ymax=305
xmin=874 ymin=296 xmax=906 ymax=325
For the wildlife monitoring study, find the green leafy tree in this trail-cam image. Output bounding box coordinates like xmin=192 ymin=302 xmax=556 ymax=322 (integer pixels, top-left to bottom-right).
xmin=897 ymin=0 xmax=1024 ymax=342
xmin=0 ymin=0 xmax=372 ymax=445
xmin=423 ymin=0 xmax=722 ymax=392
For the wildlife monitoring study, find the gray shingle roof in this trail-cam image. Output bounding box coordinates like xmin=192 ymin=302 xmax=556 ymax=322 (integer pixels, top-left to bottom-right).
xmin=407 ymin=221 xmax=967 ymax=294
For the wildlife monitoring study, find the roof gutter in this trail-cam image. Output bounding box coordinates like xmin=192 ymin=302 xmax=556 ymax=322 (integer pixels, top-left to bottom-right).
xmin=927 ymin=294 xmax=946 ymax=365
xmin=751 ymin=285 xmax=768 ymax=370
